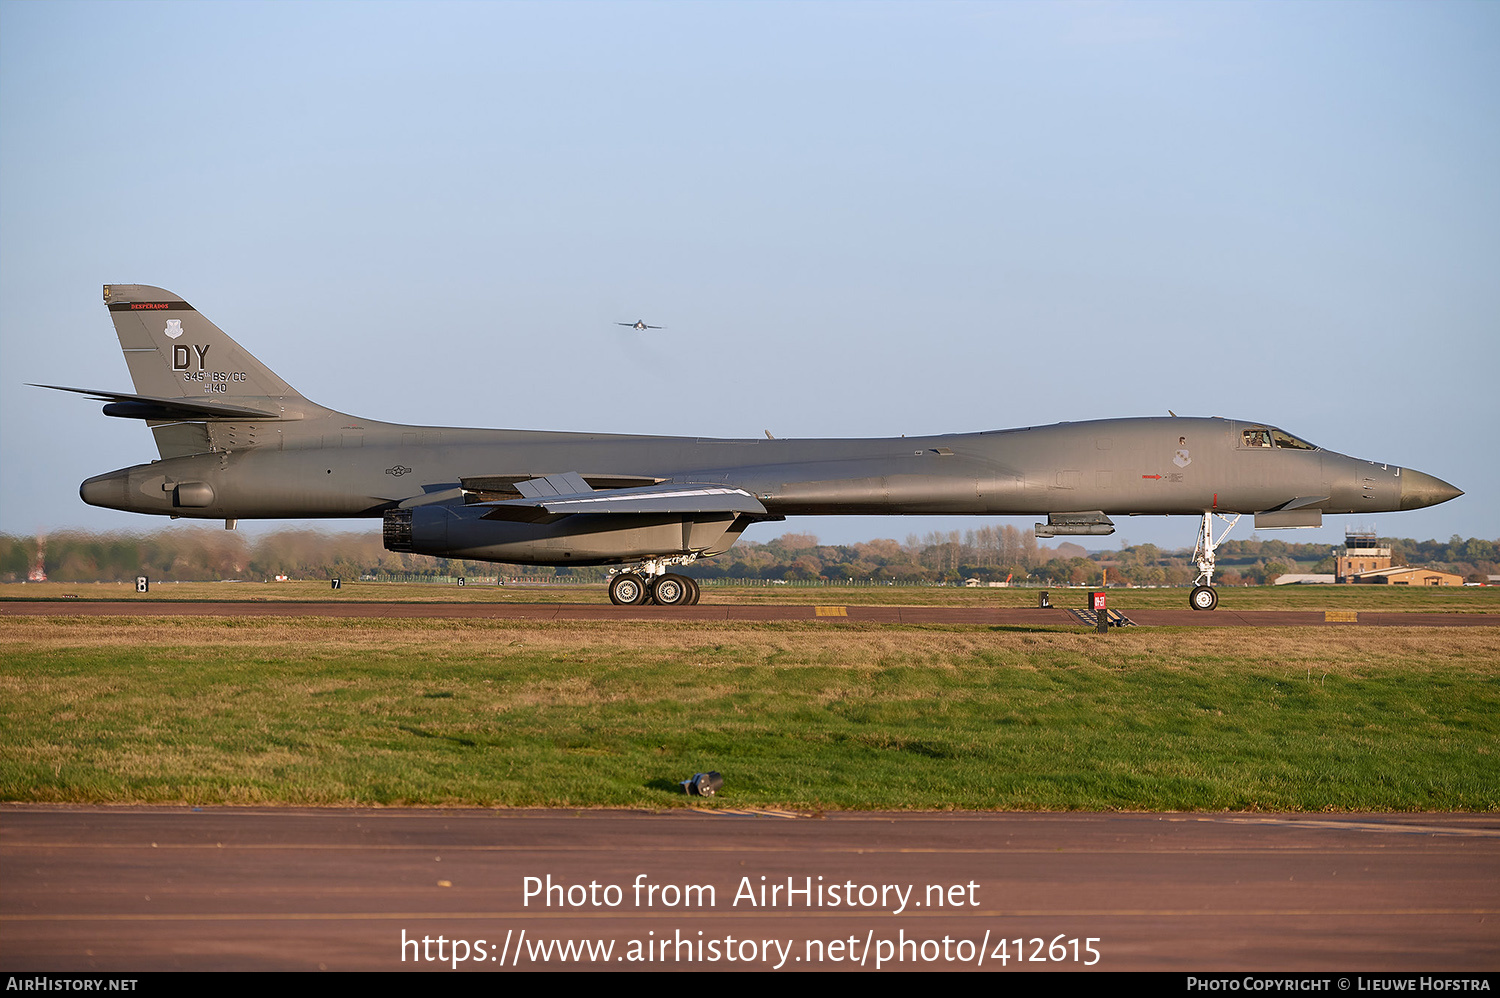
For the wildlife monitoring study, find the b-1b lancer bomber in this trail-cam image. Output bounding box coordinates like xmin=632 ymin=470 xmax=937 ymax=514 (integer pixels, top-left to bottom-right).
xmin=45 ymin=285 xmax=1462 ymax=609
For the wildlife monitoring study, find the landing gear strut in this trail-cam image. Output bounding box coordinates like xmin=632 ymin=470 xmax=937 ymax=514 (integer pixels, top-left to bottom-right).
xmin=1189 ymin=511 xmax=1240 ymax=611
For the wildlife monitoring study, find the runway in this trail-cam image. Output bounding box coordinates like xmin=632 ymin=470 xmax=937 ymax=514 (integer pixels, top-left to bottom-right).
xmin=1 ymin=806 xmax=1495 ymax=971
xmin=2 ymin=599 xmax=1496 ymax=627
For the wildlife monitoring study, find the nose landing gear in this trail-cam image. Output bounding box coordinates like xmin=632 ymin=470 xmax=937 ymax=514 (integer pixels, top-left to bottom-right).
xmin=1189 ymin=511 xmax=1240 ymax=611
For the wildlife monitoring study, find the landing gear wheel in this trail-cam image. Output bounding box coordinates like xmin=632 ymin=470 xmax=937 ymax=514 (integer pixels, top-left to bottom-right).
xmin=609 ymin=573 xmax=648 ymax=606
xmin=683 ymin=577 xmax=700 ymax=605
xmin=1190 ymin=585 xmax=1219 ymax=611
xmin=651 ymin=573 xmax=691 ymax=606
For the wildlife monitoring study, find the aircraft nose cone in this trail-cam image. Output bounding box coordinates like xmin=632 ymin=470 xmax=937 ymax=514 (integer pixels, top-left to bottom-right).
xmin=1400 ymin=469 xmax=1463 ymax=510
xmin=80 ymin=470 xmax=128 ymax=510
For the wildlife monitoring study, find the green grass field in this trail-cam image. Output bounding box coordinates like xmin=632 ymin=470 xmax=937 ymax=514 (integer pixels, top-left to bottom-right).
xmin=2 ymin=612 xmax=1496 ymax=811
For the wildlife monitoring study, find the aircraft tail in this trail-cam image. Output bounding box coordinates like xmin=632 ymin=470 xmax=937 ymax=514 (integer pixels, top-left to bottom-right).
xmin=91 ymin=285 xmax=334 ymax=459
xmin=102 ymin=284 xmax=317 ymax=406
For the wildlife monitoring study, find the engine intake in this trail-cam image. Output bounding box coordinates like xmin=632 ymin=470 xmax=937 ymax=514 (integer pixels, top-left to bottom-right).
xmin=383 ymin=509 xmax=414 ymax=552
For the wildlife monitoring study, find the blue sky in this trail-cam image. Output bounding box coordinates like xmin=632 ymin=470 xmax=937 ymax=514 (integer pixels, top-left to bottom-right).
xmin=2 ymin=2 xmax=1495 ymax=552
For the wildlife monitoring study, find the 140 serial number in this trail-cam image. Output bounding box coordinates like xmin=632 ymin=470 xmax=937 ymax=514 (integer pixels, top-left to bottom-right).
xmin=184 ymin=371 xmax=248 ymax=393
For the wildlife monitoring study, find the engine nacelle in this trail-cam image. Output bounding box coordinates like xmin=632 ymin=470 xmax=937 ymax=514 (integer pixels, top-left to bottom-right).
xmin=382 ymin=505 xmax=752 ymax=566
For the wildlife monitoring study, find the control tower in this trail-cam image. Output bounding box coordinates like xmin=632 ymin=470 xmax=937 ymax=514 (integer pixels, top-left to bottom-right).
xmin=1337 ymin=528 xmax=1391 ymax=582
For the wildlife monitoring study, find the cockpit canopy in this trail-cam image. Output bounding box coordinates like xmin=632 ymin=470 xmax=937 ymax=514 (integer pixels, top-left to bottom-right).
xmin=1239 ymin=426 xmax=1318 ymax=451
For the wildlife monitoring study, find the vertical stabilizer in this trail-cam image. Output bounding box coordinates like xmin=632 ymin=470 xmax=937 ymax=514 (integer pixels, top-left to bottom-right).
xmin=101 ymin=284 xmax=331 ymax=459
xmin=103 ymin=284 xmax=314 ymax=406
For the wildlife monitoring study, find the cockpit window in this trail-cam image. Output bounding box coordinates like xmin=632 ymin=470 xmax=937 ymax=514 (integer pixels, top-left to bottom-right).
xmin=1241 ymin=428 xmax=1272 ymax=448
xmin=1271 ymin=428 xmax=1317 ymax=451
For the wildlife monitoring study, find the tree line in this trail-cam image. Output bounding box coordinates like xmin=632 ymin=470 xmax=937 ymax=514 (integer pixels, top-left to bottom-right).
xmin=3 ymin=527 xmax=1495 ymax=586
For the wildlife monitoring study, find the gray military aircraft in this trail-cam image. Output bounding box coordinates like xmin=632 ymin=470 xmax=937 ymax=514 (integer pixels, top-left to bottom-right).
xmin=617 ymin=319 xmax=663 ymax=331
xmin=44 ymin=285 xmax=1462 ymax=610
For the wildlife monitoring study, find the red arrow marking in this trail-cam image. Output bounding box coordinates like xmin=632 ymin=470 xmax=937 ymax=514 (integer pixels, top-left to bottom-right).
xmin=1142 ymin=474 xmax=1162 ymax=480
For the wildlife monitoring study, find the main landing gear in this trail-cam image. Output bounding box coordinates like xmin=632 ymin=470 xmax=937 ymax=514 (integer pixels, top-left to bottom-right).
xmin=607 ymin=557 xmax=702 ymax=606
xmin=1189 ymin=510 xmax=1241 ymax=611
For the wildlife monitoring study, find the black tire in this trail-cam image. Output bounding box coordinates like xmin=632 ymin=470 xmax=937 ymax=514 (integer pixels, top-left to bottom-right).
xmin=1189 ymin=585 xmax=1218 ymax=611
xmin=652 ymin=574 xmax=690 ymax=606
xmin=684 ymin=576 xmax=700 ymax=605
xmin=609 ymin=573 xmax=648 ymax=606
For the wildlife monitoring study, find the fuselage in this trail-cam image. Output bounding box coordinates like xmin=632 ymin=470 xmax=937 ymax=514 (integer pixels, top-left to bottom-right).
xmin=80 ymin=412 xmax=1451 ymax=524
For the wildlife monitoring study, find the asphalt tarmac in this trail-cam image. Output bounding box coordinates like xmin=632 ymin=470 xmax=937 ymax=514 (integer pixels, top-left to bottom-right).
xmin=1 ymin=599 xmax=1496 ymax=626
xmin=2 ymin=807 xmax=1496 ymax=972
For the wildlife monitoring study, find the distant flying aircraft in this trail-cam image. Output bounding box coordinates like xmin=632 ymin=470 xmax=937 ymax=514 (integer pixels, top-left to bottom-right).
xmin=617 ymin=320 xmax=663 ymax=330
xmin=42 ymin=285 xmax=1462 ymax=610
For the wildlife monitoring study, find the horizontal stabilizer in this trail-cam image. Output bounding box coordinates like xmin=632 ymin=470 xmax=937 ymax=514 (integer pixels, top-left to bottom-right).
xmin=32 ymin=384 xmax=292 ymax=421
xmin=479 ymin=480 xmax=767 ymax=521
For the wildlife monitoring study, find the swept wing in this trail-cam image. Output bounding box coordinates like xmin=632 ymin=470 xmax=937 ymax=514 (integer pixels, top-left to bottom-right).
xmin=475 ymin=474 xmax=767 ymax=522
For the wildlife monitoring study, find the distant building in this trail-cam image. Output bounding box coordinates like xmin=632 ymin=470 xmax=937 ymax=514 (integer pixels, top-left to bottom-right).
xmin=1346 ymin=566 xmax=1463 ymax=586
xmin=1337 ymin=529 xmax=1391 ymax=582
